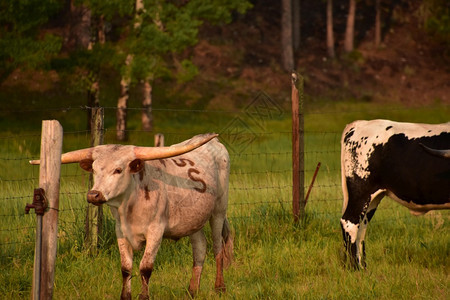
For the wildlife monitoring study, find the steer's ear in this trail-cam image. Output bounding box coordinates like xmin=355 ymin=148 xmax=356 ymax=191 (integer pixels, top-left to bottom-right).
xmin=129 ymin=159 xmax=144 ymax=173
xmin=80 ymin=159 xmax=94 ymax=172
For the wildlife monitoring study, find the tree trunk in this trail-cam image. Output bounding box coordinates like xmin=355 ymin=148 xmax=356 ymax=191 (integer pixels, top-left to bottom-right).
xmin=141 ymin=79 xmax=153 ymax=132
xmin=116 ymin=0 xmax=144 ymax=141
xmin=326 ymin=0 xmax=335 ymax=58
xmin=116 ymin=55 xmax=132 ymax=141
xmin=375 ymin=0 xmax=381 ymax=47
xmin=281 ymin=0 xmax=294 ymax=71
xmin=86 ymin=14 xmax=104 ymax=130
xmin=292 ymin=0 xmax=300 ymax=51
xmin=344 ymin=0 xmax=356 ymax=53
xmin=68 ymin=1 xmax=91 ymax=49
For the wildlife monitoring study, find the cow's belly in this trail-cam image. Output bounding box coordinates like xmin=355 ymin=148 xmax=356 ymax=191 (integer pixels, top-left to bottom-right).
xmin=165 ymin=194 xmax=216 ymax=238
xmin=386 ymin=190 xmax=450 ymax=215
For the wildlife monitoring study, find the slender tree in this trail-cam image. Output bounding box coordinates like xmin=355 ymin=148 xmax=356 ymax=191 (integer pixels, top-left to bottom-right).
xmin=281 ymin=0 xmax=295 ymax=71
xmin=375 ymin=0 xmax=381 ymax=47
xmin=116 ymin=0 xmax=144 ymax=141
xmin=326 ymin=0 xmax=335 ymax=58
xmin=344 ymin=0 xmax=356 ymax=53
xmin=292 ymin=0 xmax=301 ymax=51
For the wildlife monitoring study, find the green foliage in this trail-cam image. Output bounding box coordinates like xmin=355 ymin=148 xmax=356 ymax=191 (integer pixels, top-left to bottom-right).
xmin=0 ymin=0 xmax=62 ymax=79
xmin=119 ymin=0 xmax=252 ymax=83
xmin=418 ymin=0 xmax=450 ymax=52
xmin=80 ymin=0 xmax=134 ymax=19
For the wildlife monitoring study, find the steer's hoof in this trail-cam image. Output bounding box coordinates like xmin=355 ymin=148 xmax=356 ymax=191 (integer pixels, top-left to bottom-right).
xmin=214 ymin=285 xmax=226 ymax=294
xmin=139 ymin=293 xmax=149 ymax=300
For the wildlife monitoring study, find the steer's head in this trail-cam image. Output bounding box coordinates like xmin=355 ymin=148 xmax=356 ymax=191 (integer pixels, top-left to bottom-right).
xmin=30 ymin=133 xmax=218 ymax=206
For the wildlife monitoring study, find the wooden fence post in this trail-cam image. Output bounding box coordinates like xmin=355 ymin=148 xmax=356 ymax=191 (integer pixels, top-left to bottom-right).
xmin=154 ymin=133 xmax=164 ymax=147
xmin=291 ymin=72 xmax=305 ymax=222
xmin=37 ymin=120 xmax=63 ymax=299
xmin=86 ymin=107 xmax=104 ymax=253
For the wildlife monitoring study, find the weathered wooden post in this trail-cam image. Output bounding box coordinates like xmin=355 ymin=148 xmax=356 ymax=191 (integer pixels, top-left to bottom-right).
xmin=154 ymin=133 xmax=164 ymax=147
xmin=34 ymin=120 xmax=63 ymax=299
xmin=86 ymin=107 xmax=104 ymax=253
xmin=291 ymin=72 xmax=305 ymax=222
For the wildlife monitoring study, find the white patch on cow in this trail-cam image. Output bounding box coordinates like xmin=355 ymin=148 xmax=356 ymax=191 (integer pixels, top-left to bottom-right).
xmin=340 ymin=219 xmax=359 ymax=243
xmin=341 ymin=120 xmax=450 ymax=180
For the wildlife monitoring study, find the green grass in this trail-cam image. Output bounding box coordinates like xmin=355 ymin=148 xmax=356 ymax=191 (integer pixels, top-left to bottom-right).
xmin=0 ymin=98 xmax=449 ymax=299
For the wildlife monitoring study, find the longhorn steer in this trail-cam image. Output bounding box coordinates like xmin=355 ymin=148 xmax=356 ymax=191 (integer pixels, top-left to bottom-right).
xmin=340 ymin=120 xmax=450 ymax=268
xmin=31 ymin=133 xmax=232 ymax=299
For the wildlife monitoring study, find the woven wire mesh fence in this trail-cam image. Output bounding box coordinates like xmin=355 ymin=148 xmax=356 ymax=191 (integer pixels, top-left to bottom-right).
xmin=1 ymin=102 xmax=448 ymax=261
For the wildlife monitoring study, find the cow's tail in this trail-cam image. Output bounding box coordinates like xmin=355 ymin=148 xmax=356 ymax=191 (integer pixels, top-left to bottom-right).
xmin=221 ymin=217 xmax=233 ymax=269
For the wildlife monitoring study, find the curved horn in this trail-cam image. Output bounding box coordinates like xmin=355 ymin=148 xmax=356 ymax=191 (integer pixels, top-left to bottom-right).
xmin=30 ymin=148 xmax=94 ymax=165
xmin=420 ymin=143 xmax=450 ymax=159
xmin=134 ymin=133 xmax=218 ymax=161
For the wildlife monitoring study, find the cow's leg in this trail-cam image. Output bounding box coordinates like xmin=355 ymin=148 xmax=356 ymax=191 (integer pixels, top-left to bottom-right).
xmin=188 ymin=229 xmax=207 ymax=296
xmin=118 ymin=238 xmax=133 ymax=300
xmin=209 ymin=215 xmax=226 ymax=293
xmin=341 ymin=187 xmax=385 ymax=269
xmin=139 ymin=226 xmax=164 ymax=300
xmin=355 ymin=190 xmax=384 ymax=267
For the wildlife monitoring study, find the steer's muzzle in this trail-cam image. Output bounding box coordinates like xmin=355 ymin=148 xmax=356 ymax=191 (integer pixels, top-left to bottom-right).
xmin=87 ymin=190 xmax=106 ymax=206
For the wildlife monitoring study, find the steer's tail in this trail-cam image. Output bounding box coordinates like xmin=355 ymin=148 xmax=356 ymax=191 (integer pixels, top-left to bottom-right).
xmin=221 ymin=217 xmax=234 ymax=268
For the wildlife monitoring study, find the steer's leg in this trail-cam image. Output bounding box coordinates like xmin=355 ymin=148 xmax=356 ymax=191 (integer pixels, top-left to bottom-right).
xmin=139 ymin=226 xmax=164 ymax=300
xmin=210 ymin=215 xmax=226 ymax=293
xmin=118 ymin=238 xmax=133 ymax=300
xmin=188 ymin=229 xmax=207 ymax=296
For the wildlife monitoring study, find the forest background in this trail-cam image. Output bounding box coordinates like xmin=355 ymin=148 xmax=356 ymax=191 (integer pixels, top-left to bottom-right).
xmin=1 ymin=0 xmax=449 ymax=136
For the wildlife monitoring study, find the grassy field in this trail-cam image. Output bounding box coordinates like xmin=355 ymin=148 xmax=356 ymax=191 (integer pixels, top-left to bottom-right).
xmin=0 ymin=98 xmax=449 ymax=299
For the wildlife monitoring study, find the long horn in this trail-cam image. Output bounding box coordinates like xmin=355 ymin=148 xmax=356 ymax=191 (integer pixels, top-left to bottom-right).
xmin=30 ymin=148 xmax=94 ymax=165
xmin=420 ymin=143 xmax=450 ymax=159
xmin=134 ymin=133 xmax=218 ymax=160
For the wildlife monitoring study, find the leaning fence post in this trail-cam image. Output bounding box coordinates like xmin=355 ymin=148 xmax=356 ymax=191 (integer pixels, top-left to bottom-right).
xmin=86 ymin=107 xmax=104 ymax=253
xmin=37 ymin=120 xmax=63 ymax=299
xmin=291 ymin=72 xmax=305 ymax=222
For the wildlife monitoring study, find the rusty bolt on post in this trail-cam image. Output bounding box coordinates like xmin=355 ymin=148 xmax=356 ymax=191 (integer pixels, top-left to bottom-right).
xmin=25 ymin=188 xmax=47 ymax=215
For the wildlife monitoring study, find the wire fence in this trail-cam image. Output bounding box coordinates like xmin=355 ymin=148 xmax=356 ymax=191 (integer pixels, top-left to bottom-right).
xmin=1 ymin=99 xmax=449 ymax=262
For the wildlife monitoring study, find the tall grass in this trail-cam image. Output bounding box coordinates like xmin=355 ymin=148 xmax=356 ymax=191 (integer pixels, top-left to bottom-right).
xmin=0 ymin=101 xmax=449 ymax=299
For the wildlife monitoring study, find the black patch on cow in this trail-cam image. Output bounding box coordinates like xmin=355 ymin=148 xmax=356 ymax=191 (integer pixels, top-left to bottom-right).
xmin=369 ymin=133 xmax=450 ymax=205
xmin=385 ymin=126 xmax=393 ymax=130
xmin=344 ymin=128 xmax=355 ymax=144
xmin=343 ymin=175 xmax=379 ymax=224
xmin=366 ymin=209 xmax=377 ymax=222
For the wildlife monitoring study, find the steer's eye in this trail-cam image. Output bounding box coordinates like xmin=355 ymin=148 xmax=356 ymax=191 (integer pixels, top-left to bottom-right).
xmin=113 ymin=168 xmax=122 ymax=174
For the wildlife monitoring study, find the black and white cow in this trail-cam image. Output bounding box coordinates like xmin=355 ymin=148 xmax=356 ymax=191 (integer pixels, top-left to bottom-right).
xmin=340 ymin=119 xmax=450 ymax=268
